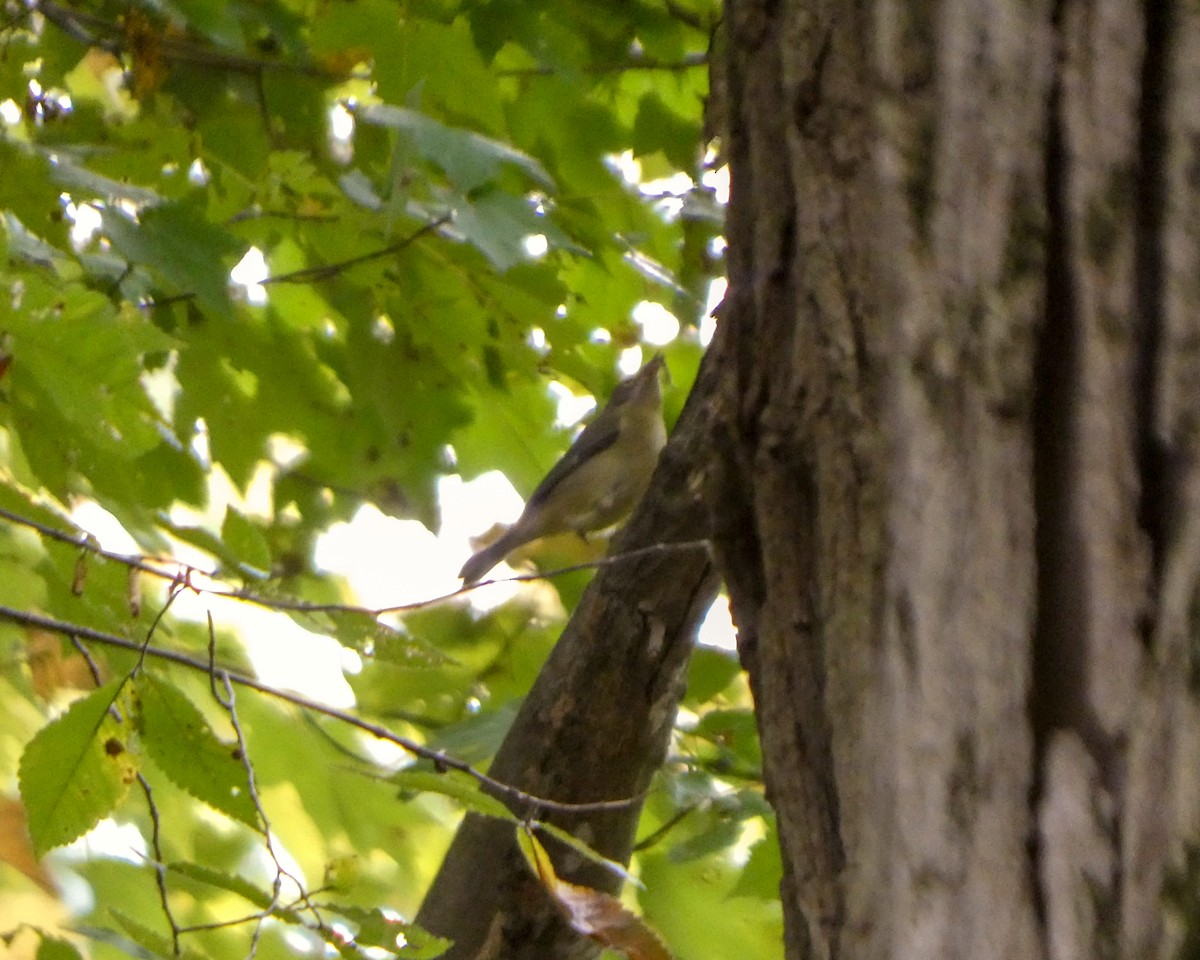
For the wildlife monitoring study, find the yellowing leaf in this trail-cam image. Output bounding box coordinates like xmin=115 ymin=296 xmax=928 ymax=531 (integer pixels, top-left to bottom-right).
xmin=64 ymin=49 xmax=138 ymax=121
xmin=17 ymin=680 xmax=137 ymax=857
xmin=519 ymin=828 xmax=673 ymax=960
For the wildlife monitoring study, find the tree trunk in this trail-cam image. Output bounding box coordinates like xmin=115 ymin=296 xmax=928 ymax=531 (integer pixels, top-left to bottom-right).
xmin=711 ymin=1 xmax=1200 ymax=959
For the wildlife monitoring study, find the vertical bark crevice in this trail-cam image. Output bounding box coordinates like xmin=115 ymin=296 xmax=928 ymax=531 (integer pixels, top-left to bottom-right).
xmin=1029 ymin=0 xmax=1154 ymax=807
xmin=1133 ymin=0 xmax=1172 ymax=584
xmin=1028 ymin=10 xmax=1124 ymax=955
xmin=1030 ymin=0 xmax=1083 ymax=759
xmin=1031 ymin=2 xmax=1164 ymax=956
xmin=1028 ymin=37 xmax=1083 ymax=953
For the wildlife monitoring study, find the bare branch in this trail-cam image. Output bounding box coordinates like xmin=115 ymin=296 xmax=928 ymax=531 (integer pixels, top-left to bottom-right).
xmin=260 ymin=213 xmax=454 ymax=286
xmin=0 ymin=603 xmax=642 ymax=817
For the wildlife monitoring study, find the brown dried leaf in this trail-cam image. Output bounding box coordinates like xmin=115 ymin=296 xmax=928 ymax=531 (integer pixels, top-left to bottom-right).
xmin=128 ymin=566 xmax=142 ymax=618
xmin=520 ymin=828 xmax=673 ymax=960
xmin=0 ymin=797 xmax=54 ymax=891
xmin=124 ymin=10 xmax=169 ymax=96
xmin=27 ymin=630 xmax=101 ymax=700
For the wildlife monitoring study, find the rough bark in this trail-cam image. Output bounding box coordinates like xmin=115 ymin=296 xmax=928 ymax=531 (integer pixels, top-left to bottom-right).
xmin=416 ymin=355 xmax=721 ymax=960
xmin=712 ymin=0 xmax=1200 ymax=959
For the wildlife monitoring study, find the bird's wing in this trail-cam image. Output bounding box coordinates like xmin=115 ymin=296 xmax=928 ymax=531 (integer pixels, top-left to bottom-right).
xmin=524 ymin=414 xmax=621 ymax=509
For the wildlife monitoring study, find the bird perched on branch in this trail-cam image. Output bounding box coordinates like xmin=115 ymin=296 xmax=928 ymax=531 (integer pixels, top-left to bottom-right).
xmin=458 ymin=354 xmax=667 ymax=584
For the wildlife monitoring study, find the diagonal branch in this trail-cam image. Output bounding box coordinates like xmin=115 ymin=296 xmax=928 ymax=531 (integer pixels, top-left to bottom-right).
xmin=416 ymin=343 xmax=721 ymax=960
xmin=0 ymin=604 xmax=641 ymax=818
xmin=259 ymin=213 xmax=454 ymax=286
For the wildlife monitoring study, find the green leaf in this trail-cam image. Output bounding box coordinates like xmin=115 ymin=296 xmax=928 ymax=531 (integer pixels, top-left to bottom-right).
xmin=134 ymin=673 xmax=260 ymax=828
xmin=334 ymin=905 xmax=451 ymax=958
xmin=100 ymin=199 xmax=241 ymax=315
xmin=666 ymin=815 xmax=742 ymax=863
xmin=638 ymin=849 xmax=782 ymax=960
xmin=18 ymin=679 xmax=137 ymax=856
xmin=0 ymin=153 xmax=73 ymax=258
xmin=390 ymin=769 xmax=515 ymax=821
xmin=452 ymin=377 xmax=560 ymax=491
xmin=452 ymin=188 xmax=546 ymax=271
xmin=693 ymin=708 xmax=762 ymax=770
xmin=419 ymin=701 xmax=521 ymax=768
xmin=684 ymin=647 xmax=741 ymax=705
xmin=632 ymin=93 xmax=703 ymax=171
xmin=35 ymin=935 xmax=84 ymax=960
xmin=109 ymin=909 xmax=204 ymax=960
xmin=220 ymin=506 xmax=273 ymax=575
xmin=2 ymin=280 xmax=175 ymax=466
xmin=49 ymin=155 xmax=163 ymax=206
xmin=357 ymin=104 xmax=553 ymax=191
xmin=389 ymin=18 xmax=503 ymax=128
xmin=157 ymin=517 xmax=237 ymax=566
xmin=293 ymin=609 xmax=455 ymax=666
xmin=168 ymin=0 xmax=246 ymax=48
xmin=534 ymin=821 xmax=638 ymax=884
xmin=730 ymin=834 xmax=783 ymax=900
xmin=167 ymin=860 xmax=276 ymax=911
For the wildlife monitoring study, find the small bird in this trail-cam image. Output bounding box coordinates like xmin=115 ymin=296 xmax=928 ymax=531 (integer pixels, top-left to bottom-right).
xmin=459 ymin=355 xmax=667 ymax=584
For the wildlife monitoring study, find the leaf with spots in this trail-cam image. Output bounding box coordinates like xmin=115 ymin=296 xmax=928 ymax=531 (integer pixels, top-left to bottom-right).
xmin=17 ymin=679 xmax=138 ymax=857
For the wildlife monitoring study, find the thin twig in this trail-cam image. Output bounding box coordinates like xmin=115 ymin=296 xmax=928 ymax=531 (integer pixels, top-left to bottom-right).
xmin=632 ymin=801 xmax=700 ymax=852
xmin=496 ymin=51 xmax=707 ymax=77
xmin=259 ymin=213 xmax=453 ymax=286
xmin=135 ymin=578 xmax=187 ymax=674
xmin=172 ymin=889 xmax=309 ymax=934
xmin=214 ymin=667 xmax=329 ymax=954
xmin=0 ymin=504 xmax=190 ymax=583
xmin=70 ymin=635 xmax=105 ymax=687
xmin=226 ymin=207 xmax=341 ymax=225
xmin=213 ymin=538 xmax=712 ymax=616
xmin=137 ymin=774 xmax=182 ymax=954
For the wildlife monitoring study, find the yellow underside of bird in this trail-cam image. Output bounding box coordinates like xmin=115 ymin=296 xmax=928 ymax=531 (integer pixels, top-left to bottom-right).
xmin=458 ymin=356 xmax=667 ymax=584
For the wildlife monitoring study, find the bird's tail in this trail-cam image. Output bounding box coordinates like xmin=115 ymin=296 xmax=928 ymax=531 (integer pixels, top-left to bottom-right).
xmin=458 ymin=528 xmax=524 ymax=584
